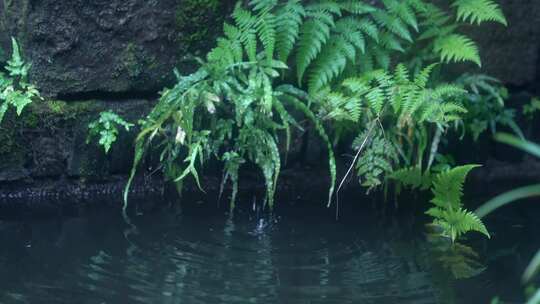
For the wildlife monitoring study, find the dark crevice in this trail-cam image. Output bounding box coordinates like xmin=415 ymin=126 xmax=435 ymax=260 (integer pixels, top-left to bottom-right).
xmin=57 ymin=90 xmax=160 ymax=102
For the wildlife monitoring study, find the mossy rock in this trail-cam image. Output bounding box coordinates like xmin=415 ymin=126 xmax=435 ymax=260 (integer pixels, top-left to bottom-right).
xmin=0 ymin=99 xmax=152 ymax=182
xmin=0 ymin=0 xmax=235 ymax=97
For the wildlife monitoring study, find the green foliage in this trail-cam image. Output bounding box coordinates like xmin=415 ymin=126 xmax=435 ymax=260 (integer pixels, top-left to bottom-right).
xmin=353 ymin=129 xmax=399 ymax=190
xmin=433 ymin=34 xmax=481 ymax=66
xmin=392 ymin=164 xmax=490 ymax=242
xmin=127 ymin=0 xmax=506 ymax=210
xmin=418 ymin=0 xmax=505 ymax=67
xmin=457 ymin=74 xmax=522 ymax=141
xmin=293 ymin=0 xmax=422 ymax=93
xmin=87 ymin=111 xmax=134 ymax=153
xmin=124 ymin=2 xmax=337 ymax=208
xmin=0 ymin=38 xmax=41 ymax=124
xmin=323 ymin=64 xmax=467 ymax=190
xmin=428 ymin=165 xmax=489 ymax=242
xmin=523 ymin=97 xmax=540 ymax=120
xmin=390 ymin=166 xmax=432 ymax=190
xmin=453 ymin=0 xmax=507 ymax=25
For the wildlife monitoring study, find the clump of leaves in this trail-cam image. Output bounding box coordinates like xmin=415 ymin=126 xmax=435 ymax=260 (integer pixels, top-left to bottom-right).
xmin=0 ymin=38 xmax=41 ymax=123
xmin=523 ymin=97 xmax=540 ymax=121
xmin=87 ymin=111 xmax=134 ymax=153
xmin=456 ymin=74 xmax=522 ymax=141
xmin=125 ymin=0 xmax=337 ymax=210
xmin=324 ymin=64 xmax=467 ymax=190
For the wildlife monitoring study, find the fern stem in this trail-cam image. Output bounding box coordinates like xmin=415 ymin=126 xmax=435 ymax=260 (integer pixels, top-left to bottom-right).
xmin=427 ymin=126 xmax=443 ymax=170
xmin=336 ymin=119 xmax=378 ymax=200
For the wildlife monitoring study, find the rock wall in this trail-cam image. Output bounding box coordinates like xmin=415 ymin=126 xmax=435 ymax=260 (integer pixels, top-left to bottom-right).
xmin=466 ymin=0 xmax=540 ymax=87
xmin=0 ymin=99 xmax=151 ymax=183
xmin=0 ymin=0 xmax=234 ymax=97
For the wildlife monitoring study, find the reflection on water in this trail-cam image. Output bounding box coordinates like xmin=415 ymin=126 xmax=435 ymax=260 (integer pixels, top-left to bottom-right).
xmin=0 ymin=202 xmax=483 ymax=304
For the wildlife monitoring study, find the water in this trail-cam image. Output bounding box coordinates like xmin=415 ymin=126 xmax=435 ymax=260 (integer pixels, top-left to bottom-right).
xmin=0 ymin=197 xmax=532 ymax=304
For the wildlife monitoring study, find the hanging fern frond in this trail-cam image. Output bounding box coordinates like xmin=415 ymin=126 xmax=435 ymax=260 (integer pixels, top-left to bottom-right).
xmin=277 ymin=85 xmax=337 ymax=206
xmin=452 ymin=0 xmax=507 ymax=26
xmin=256 ymin=11 xmax=278 ymax=61
xmin=434 ymin=34 xmax=481 ymax=66
xmin=275 ymin=0 xmax=305 ymax=62
xmin=384 ymin=0 xmax=419 ymax=31
xmin=354 ymin=131 xmax=399 ymax=191
xmin=372 ymin=10 xmax=413 ymax=42
xmin=339 ymin=1 xmax=376 ymax=15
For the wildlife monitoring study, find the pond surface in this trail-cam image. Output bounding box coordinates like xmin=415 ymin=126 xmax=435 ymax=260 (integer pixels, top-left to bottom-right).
xmin=0 ymin=197 xmax=532 ymax=304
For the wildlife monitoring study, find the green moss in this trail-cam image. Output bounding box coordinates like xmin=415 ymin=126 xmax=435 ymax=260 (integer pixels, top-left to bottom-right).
xmin=174 ymin=0 xmax=221 ymax=53
xmin=47 ymin=100 xmax=68 ymax=114
xmin=121 ymin=43 xmax=142 ymax=78
xmin=119 ymin=42 xmax=160 ymax=78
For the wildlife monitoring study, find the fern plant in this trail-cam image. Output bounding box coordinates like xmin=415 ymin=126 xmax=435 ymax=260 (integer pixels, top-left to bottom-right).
xmin=428 ymin=165 xmax=489 ymax=242
xmin=321 ymin=63 xmax=467 ymax=190
xmin=125 ymin=0 xmax=337 ymax=210
xmin=391 ymin=164 xmax=489 ymax=243
xmin=0 ymin=38 xmax=41 ymax=124
xmin=87 ymin=111 xmax=134 ymax=153
xmin=126 ymin=0 xmax=507 ymax=211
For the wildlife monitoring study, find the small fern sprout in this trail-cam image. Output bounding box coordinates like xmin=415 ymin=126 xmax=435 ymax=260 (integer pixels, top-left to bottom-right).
xmin=0 ymin=37 xmax=41 ymax=124
xmin=87 ymin=111 xmax=134 ymax=154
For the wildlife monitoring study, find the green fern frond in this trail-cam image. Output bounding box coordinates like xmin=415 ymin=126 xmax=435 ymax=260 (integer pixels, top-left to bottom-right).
xmin=432 ymin=84 xmax=467 ymax=98
xmin=306 ymin=1 xmax=342 ymax=16
xmin=256 ymin=12 xmax=278 ymax=61
xmin=431 ymin=164 xmax=480 ymax=209
xmin=249 ymin=0 xmax=278 ymax=11
xmin=365 ymin=86 xmax=385 ymax=115
xmin=372 ymin=10 xmax=413 ymax=42
xmin=358 ymin=18 xmax=379 ymax=42
xmin=233 ymin=4 xmax=257 ymax=32
xmin=453 ymin=0 xmax=507 ymax=26
xmin=431 ymin=208 xmax=490 ymax=241
xmin=321 ymin=90 xmax=362 ymax=122
xmin=384 ymin=0 xmax=419 ymax=31
xmin=394 ymin=63 xmax=410 ymax=83
xmin=372 ymin=47 xmax=391 ymax=69
xmin=379 ymin=31 xmax=405 ymax=52
xmin=275 ymin=0 xmax=305 ymax=62
xmin=335 ymin=17 xmax=366 ymax=53
xmin=296 ymin=15 xmax=334 ymax=84
xmin=354 ymin=132 xmax=399 ymax=191
xmin=390 ymin=166 xmax=432 ymax=190
xmin=434 ymin=34 xmax=481 ymax=66
xmin=414 ymin=63 xmax=437 ymax=87
xmin=307 ymin=37 xmax=349 ymax=93
xmin=340 ymin=1 xmax=377 ymax=14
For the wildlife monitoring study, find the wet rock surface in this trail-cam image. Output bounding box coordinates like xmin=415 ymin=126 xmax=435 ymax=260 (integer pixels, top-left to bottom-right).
xmin=0 ymin=0 xmax=234 ymax=97
xmin=0 ymin=99 xmax=152 ymax=183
